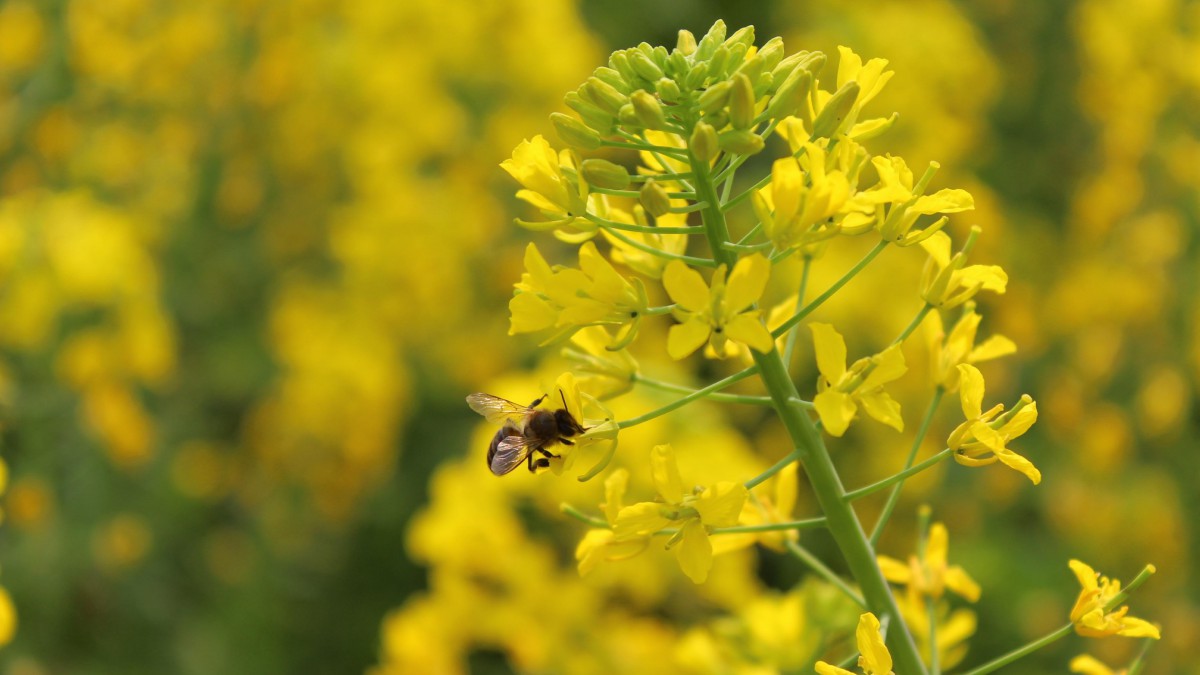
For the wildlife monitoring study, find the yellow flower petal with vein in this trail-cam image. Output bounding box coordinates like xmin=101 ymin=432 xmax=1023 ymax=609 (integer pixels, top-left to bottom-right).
xmin=724 ymin=254 xmax=769 ymax=312
xmin=650 ymin=444 xmax=683 ymax=501
xmin=613 ymin=502 xmax=670 ymax=539
xmin=676 ymin=519 xmax=713 ymax=584
xmin=858 ymin=391 xmax=904 ymax=431
xmin=957 ymin=364 xmax=985 ymax=418
xmin=694 ymin=481 xmax=748 ymax=528
xmin=724 ymin=313 xmax=773 ymax=353
xmin=810 ymin=323 xmax=848 ymax=382
xmin=663 ymin=260 xmax=710 ymax=312
xmin=668 ymin=319 xmax=711 ymax=359
xmin=855 ymin=612 xmax=893 ymax=674
xmin=814 ymin=390 xmax=856 ymax=437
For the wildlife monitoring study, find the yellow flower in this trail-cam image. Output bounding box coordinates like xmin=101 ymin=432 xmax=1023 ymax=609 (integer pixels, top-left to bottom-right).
xmin=809 ymin=323 xmax=906 ymax=437
xmin=834 ymin=46 xmax=894 ymax=133
xmin=927 ymin=306 xmax=1016 ymax=392
xmin=561 ymin=326 xmax=637 ymax=400
xmin=1069 ymin=654 xmax=1126 ymax=675
xmin=0 ymin=584 xmax=14 ymax=647
xmin=612 ymin=444 xmax=748 ymax=583
xmin=736 ymin=462 xmax=800 ymax=552
xmin=1068 ymin=560 xmax=1160 ymax=639
xmin=919 ymin=231 xmax=1007 ymax=309
xmin=662 ymin=255 xmax=773 ymax=360
xmin=878 ymin=522 xmax=981 ymax=604
xmin=814 ymin=612 xmax=894 ymax=675
xmin=947 ymin=364 xmax=1040 ymax=484
xmin=753 ymin=143 xmax=850 ymax=252
xmin=843 ymin=156 xmax=973 ymax=244
xmin=575 ymin=469 xmax=649 ymax=575
xmin=509 ymin=242 xmax=648 ymax=345
xmin=501 ymin=135 xmax=594 ymax=240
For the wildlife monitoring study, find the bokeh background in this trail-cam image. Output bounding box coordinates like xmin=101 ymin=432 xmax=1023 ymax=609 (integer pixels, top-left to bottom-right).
xmin=0 ymin=0 xmax=1197 ymax=673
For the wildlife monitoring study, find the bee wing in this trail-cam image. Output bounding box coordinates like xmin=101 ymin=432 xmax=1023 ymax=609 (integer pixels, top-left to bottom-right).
xmin=466 ymin=392 xmax=533 ymax=425
xmin=490 ymin=435 xmax=535 ymax=476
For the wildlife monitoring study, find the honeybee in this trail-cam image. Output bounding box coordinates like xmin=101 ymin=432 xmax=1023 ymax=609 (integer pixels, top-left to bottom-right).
xmin=466 ymin=391 xmax=587 ymax=475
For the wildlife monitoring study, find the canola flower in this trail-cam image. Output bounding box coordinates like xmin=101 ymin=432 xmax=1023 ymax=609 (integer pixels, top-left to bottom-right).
xmin=454 ymin=18 xmax=1166 ymax=675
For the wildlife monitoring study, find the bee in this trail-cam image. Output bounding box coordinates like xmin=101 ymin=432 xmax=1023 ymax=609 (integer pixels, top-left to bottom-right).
xmin=466 ymin=391 xmax=587 ymax=475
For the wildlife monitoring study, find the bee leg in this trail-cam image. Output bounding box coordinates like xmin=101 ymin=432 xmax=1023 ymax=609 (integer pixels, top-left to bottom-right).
xmin=558 ymin=438 xmax=575 ymax=447
xmin=535 ymin=447 xmax=560 ymax=459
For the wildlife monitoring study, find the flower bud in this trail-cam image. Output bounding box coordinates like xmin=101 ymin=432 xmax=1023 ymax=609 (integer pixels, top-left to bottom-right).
xmin=676 ymin=29 xmax=697 ymax=56
xmin=695 ymin=20 xmax=727 ymax=60
xmin=592 ymin=66 xmax=629 ymax=93
xmin=581 ymin=158 xmax=631 ymax=190
xmin=733 ymin=54 xmax=766 ymax=83
xmin=698 ymin=80 xmax=732 ymax=114
xmin=551 ymin=112 xmax=602 ymax=150
xmin=617 ymin=103 xmax=640 ymax=127
xmin=723 ymin=25 xmax=755 ymax=49
xmin=756 ymin=37 xmax=785 ymax=72
xmin=718 ymin=129 xmax=765 ymax=156
xmin=667 ymin=50 xmax=689 ymax=78
xmin=764 ymin=69 xmax=811 ymax=120
xmin=609 ymin=51 xmax=638 ymax=86
xmin=640 ymin=179 xmax=672 ymax=217
xmin=656 ymin=77 xmax=681 ymax=103
xmin=628 ymin=50 xmax=665 ymax=82
xmin=631 ymin=90 xmax=668 ymax=129
xmin=586 ymin=77 xmax=629 ymax=115
xmin=706 ymin=45 xmax=731 ymax=79
xmin=729 ymin=73 xmax=756 ymax=129
xmin=564 ymin=92 xmax=614 ymax=133
xmin=811 ymin=80 xmax=860 ymax=138
xmin=690 ymin=122 xmax=719 ymax=163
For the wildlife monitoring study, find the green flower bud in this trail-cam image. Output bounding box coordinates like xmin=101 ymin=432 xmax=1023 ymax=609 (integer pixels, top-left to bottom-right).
xmin=734 ymin=54 xmax=766 ymax=83
xmin=701 ymin=110 xmax=729 ymax=130
xmin=729 ymin=73 xmax=756 ymax=129
xmin=592 ymin=67 xmax=629 ymax=93
xmin=723 ymin=43 xmax=749 ymax=77
xmin=723 ymin=25 xmax=754 ymax=49
xmin=656 ymin=77 xmax=681 ymax=103
xmin=718 ymin=129 xmax=765 ymax=156
xmin=690 ymin=121 xmax=719 ymax=163
xmin=631 ymin=90 xmax=668 ymax=129
xmin=609 ymin=51 xmax=638 ymax=86
xmin=676 ymin=29 xmax=697 ymax=55
xmin=667 ymin=50 xmax=689 ymax=79
xmin=640 ymin=179 xmax=672 ymax=217
xmin=811 ymin=80 xmax=860 ymax=138
xmin=796 ymin=51 xmax=827 ymax=78
xmin=764 ymin=69 xmax=811 ymax=120
xmin=617 ymin=103 xmax=640 ymax=127
xmin=707 ymin=45 xmax=731 ymax=79
xmin=564 ymin=92 xmax=614 ymax=133
xmin=629 ymin=50 xmax=665 ymax=82
xmin=581 ymin=158 xmax=631 ymax=189
xmin=756 ymin=37 xmax=785 ymax=72
xmin=698 ymin=80 xmax=732 ymax=114
xmin=551 ymin=112 xmax=602 ymax=150
xmin=695 ymin=20 xmax=727 ymax=60
xmin=586 ymin=77 xmax=629 ymax=115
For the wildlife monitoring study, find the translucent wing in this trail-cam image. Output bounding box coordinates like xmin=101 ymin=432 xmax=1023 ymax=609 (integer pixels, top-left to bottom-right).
xmin=490 ymin=435 xmax=534 ymax=476
xmin=466 ymin=392 xmax=533 ymax=424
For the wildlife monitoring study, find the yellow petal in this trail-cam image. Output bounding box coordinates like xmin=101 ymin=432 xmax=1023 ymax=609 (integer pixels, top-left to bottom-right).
xmin=603 ymin=468 xmax=629 ymax=523
xmin=1117 ymin=616 xmax=1161 ymax=639
xmin=877 ymin=555 xmax=912 ymax=583
xmin=927 ymin=522 xmax=949 ymax=568
xmin=724 ymin=253 xmax=769 ymax=313
xmin=814 ymin=390 xmax=856 ymax=437
xmin=676 ymin=519 xmax=713 ymax=584
xmin=576 ymin=529 xmax=615 ymax=576
xmin=858 ymin=391 xmax=904 ymax=432
xmin=855 ymin=612 xmax=893 ymax=674
xmin=862 ymin=344 xmax=906 ymax=389
xmin=578 ymin=241 xmax=631 ymax=303
xmin=724 ymin=313 xmax=774 ymax=353
xmin=694 ymin=481 xmax=748 ymax=528
xmin=508 ymin=293 xmax=557 ymax=334
xmin=944 ymin=565 xmax=982 ymax=602
xmin=968 ymin=333 xmax=1017 ymax=363
xmin=650 ymin=444 xmax=683 ymax=501
xmin=668 ymin=319 xmax=711 ymax=360
xmin=774 ymin=462 xmax=798 ymax=520
xmin=994 ymin=448 xmax=1042 ymax=485
xmin=1000 ymin=401 xmax=1038 ymax=439
xmin=1070 ymin=560 xmax=1099 ymax=591
xmin=769 ymin=158 xmax=804 ymax=224
xmin=613 ymin=503 xmax=670 ymax=539
xmin=810 ymin=323 xmax=848 ymax=383
xmin=815 ymin=662 xmax=856 ymax=675
xmin=957 ymin=264 xmax=1008 ymax=294
xmin=957 ymin=364 xmax=985 ymax=418
xmin=1069 ymin=654 xmax=1118 ymax=675
xmin=911 ymin=188 xmax=975 ymax=215
xmin=663 ymin=260 xmax=710 ymax=312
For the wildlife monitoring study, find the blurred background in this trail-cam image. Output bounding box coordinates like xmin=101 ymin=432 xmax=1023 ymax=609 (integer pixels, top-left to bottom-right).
xmin=0 ymin=0 xmax=1197 ymax=673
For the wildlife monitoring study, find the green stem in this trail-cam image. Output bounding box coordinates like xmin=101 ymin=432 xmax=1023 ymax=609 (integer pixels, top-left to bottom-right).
xmin=561 ymin=503 xmax=609 ymax=528
xmin=1126 ymin=636 xmax=1157 ymax=675
xmin=744 ymin=449 xmax=801 ymax=490
xmin=634 ymin=375 xmax=774 ymax=405
xmin=870 ymin=389 xmax=945 ymax=546
xmin=600 ymin=226 xmax=718 ymax=268
xmin=691 ymin=147 xmax=927 ymax=675
xmin=846 ymin=449 xmax=953 ymax=503
xmin=785 ymin=541 xmax=866 ymax=608
xmin=959 ymin=624 xmax=1074 ymax=675
xmin=772 ymin=240 xmax=889 ymax=338
xmin=712 ymin=518 xmax=827 ymax=534
xmin=895 ymin=304 xmax=933 ymax=345
xmin=783 ymin=255 xmax=813 ymax=371
xmin=615 ymin=366 xmax=758 ymax=429
xmin=584 ymin=214 xmax=703 ymax=234
xmin=600 ymin=139 xmax=688 ymax=158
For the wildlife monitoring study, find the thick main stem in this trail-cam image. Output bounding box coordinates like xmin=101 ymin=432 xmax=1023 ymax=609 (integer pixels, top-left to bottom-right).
xmin=692 ymin=152 xmax=928 ymax=675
